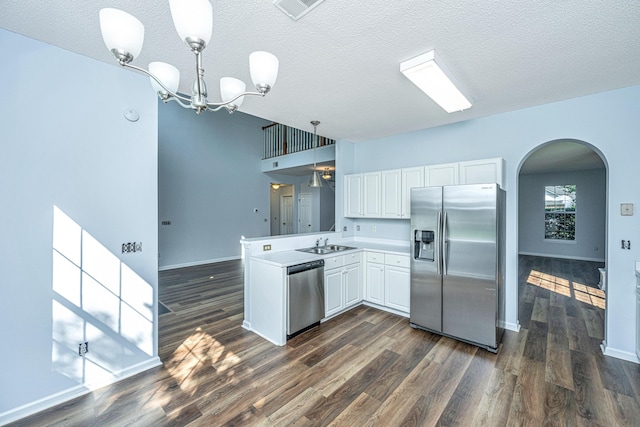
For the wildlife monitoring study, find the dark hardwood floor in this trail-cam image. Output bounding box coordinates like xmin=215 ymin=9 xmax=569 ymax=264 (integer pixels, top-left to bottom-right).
xmin=9 ymin=256 xmax=640 ymax=426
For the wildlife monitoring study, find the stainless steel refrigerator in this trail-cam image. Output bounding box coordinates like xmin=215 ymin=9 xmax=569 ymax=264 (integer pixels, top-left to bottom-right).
xmin=410 ymin=183 xmax=505 ymax=352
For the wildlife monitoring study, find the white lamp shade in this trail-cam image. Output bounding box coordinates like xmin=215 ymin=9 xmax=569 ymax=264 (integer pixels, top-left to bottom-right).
xmin=169 ymin=0 xmax=213 ymax=46
xmin=249 ymin=51 xmax=279 ymax=89
xmin=149 ymin=62 xmax=180 ymax=94
xmin=99 ymin=8 xmax=145 ymax=59
xmin=220 ymin=77 xmax=246 ymax=108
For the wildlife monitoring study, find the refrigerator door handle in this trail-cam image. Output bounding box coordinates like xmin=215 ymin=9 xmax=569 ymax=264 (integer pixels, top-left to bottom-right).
xmin=436 ymin=211 xmax=442 ymax=275
xmin=442 ymin=211 xmax=448 ymax=275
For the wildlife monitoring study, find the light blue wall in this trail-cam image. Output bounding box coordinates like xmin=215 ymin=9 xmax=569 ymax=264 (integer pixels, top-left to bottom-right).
xmin=0 ymin=29 xmax=158 ymax=422
xmin=158 ymin=102 xmax=272 ymax=268
xmin=519 ymin=169 xmax=606 ymax=261
xmin=335 ymin=85 xmax=640 ymax=359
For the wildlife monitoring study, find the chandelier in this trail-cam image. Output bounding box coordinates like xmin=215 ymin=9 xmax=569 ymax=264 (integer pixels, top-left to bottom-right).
xmin=99 ymin=0 xmax=279 ymax=114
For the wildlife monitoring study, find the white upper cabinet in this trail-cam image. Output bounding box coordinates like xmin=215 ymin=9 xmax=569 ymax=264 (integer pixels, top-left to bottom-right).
xmin=344 ymin=173 xmax=363 ymax=217
xmin=363 ymin=172 xmax=381 ymax=217
xmin=458 ymin=157 xmax=504 ymax=188
xmin=425 ymin=162 xmax=459 ymax=187
xmin=401 ymin=167 xmax=424 ymax=218
xmin=345 ymin=158 xmax=504 ymax=219
xmin=381 ymin=169 xmax=402 ymax=218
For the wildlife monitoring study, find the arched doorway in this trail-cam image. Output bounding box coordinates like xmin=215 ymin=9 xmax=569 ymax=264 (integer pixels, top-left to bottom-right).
xmin=517 ymin=139 xmax=608 ymax=350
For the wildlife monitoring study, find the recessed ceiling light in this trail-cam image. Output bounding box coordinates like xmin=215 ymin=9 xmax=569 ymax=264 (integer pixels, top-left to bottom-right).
xmin=400 ymin=50 xmax=472 ymax=113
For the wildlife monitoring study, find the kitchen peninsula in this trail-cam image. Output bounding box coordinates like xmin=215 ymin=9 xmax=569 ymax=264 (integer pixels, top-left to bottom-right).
xmin=240 ymin=232 xmax=410 ymax=345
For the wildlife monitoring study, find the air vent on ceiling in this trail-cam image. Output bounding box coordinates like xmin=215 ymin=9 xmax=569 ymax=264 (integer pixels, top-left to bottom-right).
xmin=273 ymin=0 xmax=325 ymax=21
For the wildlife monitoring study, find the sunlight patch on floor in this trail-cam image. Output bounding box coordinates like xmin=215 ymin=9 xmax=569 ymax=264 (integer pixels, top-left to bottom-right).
xmin=527 ymin=270 xmax=605 ymax=309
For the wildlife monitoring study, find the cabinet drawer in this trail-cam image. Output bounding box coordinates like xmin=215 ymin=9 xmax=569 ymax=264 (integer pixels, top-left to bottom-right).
xmin=366 ymin=252 xmax=384 ymax=263
xmin=343 ymin=252 xmax=362 ymax=266
xmin=385 ymin=254 xmax=410 ymax=268
xmin=325 ymin=255 xmax=344 ymax=269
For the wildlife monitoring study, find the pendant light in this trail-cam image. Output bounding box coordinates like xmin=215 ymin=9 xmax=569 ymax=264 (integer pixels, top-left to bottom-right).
xmin=308 ymin=120 xmax=323 ymax=188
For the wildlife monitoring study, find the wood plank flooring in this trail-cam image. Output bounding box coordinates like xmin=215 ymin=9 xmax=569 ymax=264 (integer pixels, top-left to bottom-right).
xmin=9 ymin=256 xmax=640 ymax=426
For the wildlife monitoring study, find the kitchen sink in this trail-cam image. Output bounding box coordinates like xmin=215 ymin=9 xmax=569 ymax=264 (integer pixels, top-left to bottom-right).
xmin=297 ymin=247 xmax=334 ymax=254
xmin=296 ymin=245 xmax=356 ymax=255
xmin=324 ymin=245 xmax=356 ymax=251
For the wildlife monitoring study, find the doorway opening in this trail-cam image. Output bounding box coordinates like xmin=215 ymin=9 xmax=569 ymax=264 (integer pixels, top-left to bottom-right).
xmin=270 ymin=183 xmax=295 ymax=236
xmin=517 ymin=139 xmax=607 ymax=350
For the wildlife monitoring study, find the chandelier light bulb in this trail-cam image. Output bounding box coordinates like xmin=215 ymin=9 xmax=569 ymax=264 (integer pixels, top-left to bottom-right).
xmin=149 ymin=62 xmax=181 ymax=95
xmin=220 ymin=77 xmax=247 ymax=108
xmin=169 ymin=0 xmax=213 ymax=47
xmin=99 ymin=8 xmax=145 ymax=61
xmin=250 ymin=51 xmax=279 ymax=92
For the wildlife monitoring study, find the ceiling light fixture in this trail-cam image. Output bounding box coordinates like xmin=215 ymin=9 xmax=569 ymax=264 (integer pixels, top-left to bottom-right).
xmin=308 ymin=121 xmax=322 ymax=188
xmin=321 ymin=168 xmax=332 ymax=180
xmin=271 ymin=183 xmax=281 ymax=190
xmin=99 ymin=0 xmax=279 ymax=115
xmin=400 ymin=50 xmax=471 ymax=113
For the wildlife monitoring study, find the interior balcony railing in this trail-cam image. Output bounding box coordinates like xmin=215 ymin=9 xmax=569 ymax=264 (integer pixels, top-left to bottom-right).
xmin=263 ymin=122 xmax=335 ymax=160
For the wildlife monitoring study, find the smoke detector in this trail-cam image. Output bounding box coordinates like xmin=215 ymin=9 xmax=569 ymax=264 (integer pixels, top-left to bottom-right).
xmin=273 ymin=0 xmax=325 ymax=21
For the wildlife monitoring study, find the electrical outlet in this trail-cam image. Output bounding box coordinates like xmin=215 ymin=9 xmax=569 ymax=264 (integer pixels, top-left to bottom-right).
xmin=122 ymin=242 xmax=142 ymax=253
xmin=161 ymin=220 xmax=172 ymax=226
xmin=372 ymin=225 xmax=377 ymax=232
xmin=263 ymin=244 xmax=272 ymax=251
xmin=78 ymin=342 xmax=89 ymax=356
xmin=357 ymin=225 xmax=360 ymax=231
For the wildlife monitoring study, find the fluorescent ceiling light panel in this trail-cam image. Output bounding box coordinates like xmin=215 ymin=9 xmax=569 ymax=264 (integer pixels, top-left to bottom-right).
xmin=400 ymin=50 xmax=472 ymax=113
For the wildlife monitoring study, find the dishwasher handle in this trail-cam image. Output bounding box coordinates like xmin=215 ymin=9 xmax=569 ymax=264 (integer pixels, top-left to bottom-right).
xmin=287 ymin=259 xmax=325 ymax=275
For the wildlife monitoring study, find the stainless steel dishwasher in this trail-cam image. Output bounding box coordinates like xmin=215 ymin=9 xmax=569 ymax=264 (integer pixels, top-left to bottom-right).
xmin=287 ymin=259 xmax=325 ymax=339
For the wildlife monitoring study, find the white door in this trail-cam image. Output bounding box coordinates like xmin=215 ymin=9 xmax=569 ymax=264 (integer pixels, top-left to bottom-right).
xmin=381 ymin=169 xmax=402 ymax=218
xmin=385 ymin=266 xmax=410 ymax=312
xmin=280 ymin=195 xmax=294 ymax=235
xmin=344 ymin=263 xmax=362 ymax=307
xmin=325 ymin=269 xmax=344 ymax=317
xmin=298 ymin=193 xmax=312 ymax=233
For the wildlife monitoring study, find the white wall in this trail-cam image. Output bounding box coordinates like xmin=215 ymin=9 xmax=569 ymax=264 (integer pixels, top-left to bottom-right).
xmin=335 ymin=85 xmax=640 ymax=360
xmin=519 ymin=169 xmax=606 ymax=261
xmin=0 ymin=29 xmax=159 ymax=423
xmin=158 ymin=103 xmax=272 ymax=269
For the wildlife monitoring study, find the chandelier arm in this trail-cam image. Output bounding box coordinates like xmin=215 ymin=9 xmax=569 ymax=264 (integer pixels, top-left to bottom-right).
xmin=205 ymin=90 xmax=266 ymax=108
xmin=122 ymin=63 xmax=192 ymax=103
xmin=164 ymin=97 xmax=193 ymax=109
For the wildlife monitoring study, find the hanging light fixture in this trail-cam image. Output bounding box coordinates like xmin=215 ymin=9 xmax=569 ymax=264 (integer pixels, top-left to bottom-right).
xmin=321 ymin=168 xmax=332 ymax=180
xmin=308 ymin=121 xmax=323 ymax=188
xmin=99 ymin=0 xmax=279 ymax=115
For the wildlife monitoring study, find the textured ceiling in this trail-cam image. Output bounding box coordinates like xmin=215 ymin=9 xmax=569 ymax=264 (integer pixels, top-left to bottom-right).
xmin=2 ymin=1 xmax=640 ymax=142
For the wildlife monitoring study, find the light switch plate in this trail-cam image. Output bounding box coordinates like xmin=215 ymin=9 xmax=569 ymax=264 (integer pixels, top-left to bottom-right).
xmin=621 ymin=203 xmax=634 ymax=216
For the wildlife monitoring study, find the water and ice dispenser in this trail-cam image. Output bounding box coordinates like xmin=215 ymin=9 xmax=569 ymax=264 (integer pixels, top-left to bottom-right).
xmin=414 ymin=230 xmax=435 ymax=261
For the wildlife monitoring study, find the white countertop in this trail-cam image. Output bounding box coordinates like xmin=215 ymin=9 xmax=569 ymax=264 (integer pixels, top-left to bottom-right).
xmin=251 ymin=240 xmax=410 ymax=267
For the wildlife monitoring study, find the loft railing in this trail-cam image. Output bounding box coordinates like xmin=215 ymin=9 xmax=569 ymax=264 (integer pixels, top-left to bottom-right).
xmin=262 ymin=122 xmax=335 ymax=160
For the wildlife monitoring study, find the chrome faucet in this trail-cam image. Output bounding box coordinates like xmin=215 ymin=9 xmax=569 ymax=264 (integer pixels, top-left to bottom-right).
xmin=315 ymin=239 xmax=321 ymax=248
xmin=324 ymin=238 xmax=329 ymax=247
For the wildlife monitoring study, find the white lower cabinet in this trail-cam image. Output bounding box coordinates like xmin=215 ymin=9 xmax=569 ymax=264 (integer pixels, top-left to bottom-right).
xmin=365 ymin=261 xmax=385 ymax=304
xmin=364 ymin=252 xmax=410 ymax=314
xmin=385 ymin=265 xmax=410 ymax=312
xmin=324 ymin=253 xmax=362 ymax=318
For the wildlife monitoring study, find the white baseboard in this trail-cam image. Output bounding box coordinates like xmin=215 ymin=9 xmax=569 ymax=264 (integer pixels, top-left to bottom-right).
xmin=159 ymin=256 xmax=241 ymax=271
xmin=242 ymin=320 xmax=251 ymax=331
xmin=502 ymin=321 xmax=520 ymax=332
xmin=0 ymin=357 xmax=161 ymax=426
xmin=600 ymin=341 xmax=639 ymax=364
xmin=518 ymin=251 xmax=604 ymax=263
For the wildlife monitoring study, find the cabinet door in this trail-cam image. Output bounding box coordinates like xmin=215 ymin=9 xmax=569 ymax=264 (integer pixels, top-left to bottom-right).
xmin=365 ymin=262 xmax=385 ymax=304
xmin=344 ymin=263 xmax=362 ymax=307
xmin=458 ymin=158 xmax=504 ymax=187
xmin=425 ymin=163 xmax=459 ymax=187
xmin=385 ymin=266 xmax=410 ymax=313
xmin=325 ymin=268 xmax=344 ymax=317
xmin=344 ymin=174 xmax=363 ymax=217
xmin=401 ymin=167 xmax=424 ymax=218
xmin=363 ymin=172 xmax=381 ymax=217
xmin=381 ymin=169 xmax=402 ymax=219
